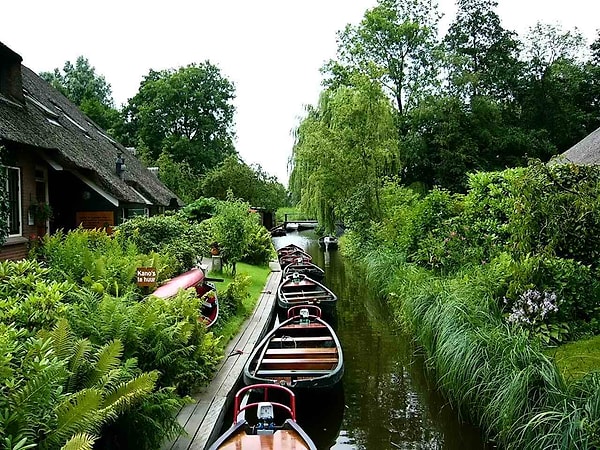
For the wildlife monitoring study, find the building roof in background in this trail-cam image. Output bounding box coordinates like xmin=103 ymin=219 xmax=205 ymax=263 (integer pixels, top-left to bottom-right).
xmin=0 ymin=49 xmax=180 ymax=207
xmin=557 ymin=126 xmax=600 ymax=165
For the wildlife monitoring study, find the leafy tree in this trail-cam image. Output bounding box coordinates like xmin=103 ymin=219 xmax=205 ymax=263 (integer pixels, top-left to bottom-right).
xmin=212 ymin=194 xmax=257 ymax=275
xmin=155 ymin=152 xmax=202 ymax=203
xmin=125 ymin=63 xmax=236 ymax=175
xmin=323 ymin=0 xmax=440 ymax=117
xmin=40 ymin=56 xmax=121 ymax=132
xmin=290 ymin=79 xmax=398 ymax=232
xmin=443 ymin=0 xmax=521 ymax=101
xmin=201 ymin=156 xmax=287 ymax=210
xmin=518 ymin=23 xmax=590 ymax=153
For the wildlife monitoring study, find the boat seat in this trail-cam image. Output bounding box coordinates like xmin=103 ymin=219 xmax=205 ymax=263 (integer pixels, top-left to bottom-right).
xmin=278 ymin=323 xmax=328 ymax=330
xmin=266 ymin=348 xmax=337 ymax=357
xmin=256 ymin=369 xmax=332 ymax=376
xmin=270 ymin=336 xmax=333 ymax=343
xmin=261 ymin=358 xmax=338 ymax=370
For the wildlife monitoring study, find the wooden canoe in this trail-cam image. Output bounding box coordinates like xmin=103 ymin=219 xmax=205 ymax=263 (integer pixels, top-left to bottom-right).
xmin=151 ymin=268 xmax=219 ymax=327
xmin=276 ymin=244 xmax=305 ymax=257
xmin=244 ymin=305 xmax=344 ymax=390
xmin=278 ymin=251 xmax=312 ymax=269
xmin=283 ymin=260 xmax=325 ymax=282
xmin=277 ymin=272 xmax=337 ymax=318
xmin=208 ymin=383 xmax=317 ymax=450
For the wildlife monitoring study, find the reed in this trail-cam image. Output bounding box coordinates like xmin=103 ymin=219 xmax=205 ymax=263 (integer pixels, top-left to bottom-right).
xmin=357 ymin=248 xmax=600 ymax=448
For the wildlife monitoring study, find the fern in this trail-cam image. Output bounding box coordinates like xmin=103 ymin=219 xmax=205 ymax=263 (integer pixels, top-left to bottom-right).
xmin=85 ymin=341 xmax=123 ymax=387
xmin=102 ymin=372 xmax=158 ymax=416
xmin=43 ymin=389 xmax=104 ymax=448
xmin=59 ymin=432 xmax=96 ymax=450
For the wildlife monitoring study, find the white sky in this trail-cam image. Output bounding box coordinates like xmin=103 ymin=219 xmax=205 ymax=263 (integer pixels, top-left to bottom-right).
xmin=2 ymin=1 xmax=598 ymax=185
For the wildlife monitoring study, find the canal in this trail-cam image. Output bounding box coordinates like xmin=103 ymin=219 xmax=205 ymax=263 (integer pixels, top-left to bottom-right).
xmin=273 ymin=230 xmax=493 ymax=450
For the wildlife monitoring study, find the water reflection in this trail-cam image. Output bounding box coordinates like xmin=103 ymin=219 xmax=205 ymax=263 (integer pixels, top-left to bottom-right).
xmin=273 ymin=231 xmax=492 ymax=450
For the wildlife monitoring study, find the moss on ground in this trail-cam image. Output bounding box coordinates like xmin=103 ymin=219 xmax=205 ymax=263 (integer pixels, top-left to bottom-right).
xmin=549 ymin=335 xmax=600 ymax=382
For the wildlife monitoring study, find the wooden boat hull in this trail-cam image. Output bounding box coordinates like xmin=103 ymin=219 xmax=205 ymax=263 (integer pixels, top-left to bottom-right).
xmin=277 ymin=273 xmax=337 ymax=318
xmin=278 ymin=251 xmax=312 ymax=269
xmin=151 ymin=268 xmax=219 ymax=327
xmin=283 ymin=261 xmax=325 ymax=282
xmin=244 ymin=313 xmax=344 ymax=390
xmin=208 ymin=383 xmax=317 ymax=450
xmin=210 ymin=419 xmax=315 ymax=450
xmin=276 ymin=244 xmax=305 ymax=257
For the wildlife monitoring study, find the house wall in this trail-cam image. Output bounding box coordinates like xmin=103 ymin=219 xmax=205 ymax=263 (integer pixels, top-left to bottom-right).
xmin=0 ymin=144 xmax=46 ymax=261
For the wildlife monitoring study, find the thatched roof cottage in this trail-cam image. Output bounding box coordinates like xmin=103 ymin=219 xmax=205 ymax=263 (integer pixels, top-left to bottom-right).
xmin=0 ymin=41 xmax=181 ymax=260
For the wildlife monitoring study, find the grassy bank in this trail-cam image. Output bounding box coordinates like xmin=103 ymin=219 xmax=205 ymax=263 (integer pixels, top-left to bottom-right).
xmin=210 ymin=262 xmax=272 ymax=344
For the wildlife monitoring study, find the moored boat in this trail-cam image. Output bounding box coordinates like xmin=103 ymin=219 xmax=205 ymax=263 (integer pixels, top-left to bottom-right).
xmin=152 ymin=268 xmax=219 ymax=327
xmin=244 ymin=305 xmax=344 ymax=390
xmin=276 ymin=243 xmax=305 ymax=257
xmin=318 ymin=235 xmax=338 ymax=250
xmin=208 ymin=383 xmax=317 ymax=450
xmin=283 ymin=260 xmax=325 ymax=282
xmin=278 ymin=251 xmax=312 ymax=269
xmin=277 ymin=272 xmax=337 ymax=318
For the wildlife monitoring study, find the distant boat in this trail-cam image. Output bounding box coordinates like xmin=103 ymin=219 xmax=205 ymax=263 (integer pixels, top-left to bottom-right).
xmin=285 ymin=222 xmax=299 ymax=231
xmin=278 ymin=251 xmax=312 ymax=269
xmin=244 ymin=305 xmax=344 ymax=390
xmin=152 ymin=268 xmax=219 ymax=327
xmin=207 ymin=383 xmax=317 ymax=450
xmin=318 ymin=235 xmax=338 ymax=251
xmin=277 ymin=272 xmax=337 ymax=318
xmin=270 ymin=225 xmax=287 ymax=237
xmin=283 ymin=260 xmax=325 ymax=282
xmin=277 ymin=244 xmax=305 ymax=257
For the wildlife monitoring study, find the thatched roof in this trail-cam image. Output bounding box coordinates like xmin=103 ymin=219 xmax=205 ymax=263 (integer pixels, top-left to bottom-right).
xmin=0 ymin=53 xmax=180 ymax=207
xmin=557 ymin=126 xmax=600 ymax=165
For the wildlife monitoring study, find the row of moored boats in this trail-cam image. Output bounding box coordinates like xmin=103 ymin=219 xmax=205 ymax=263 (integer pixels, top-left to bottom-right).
xmin=210 ymin=242 xmax=343 ymax=450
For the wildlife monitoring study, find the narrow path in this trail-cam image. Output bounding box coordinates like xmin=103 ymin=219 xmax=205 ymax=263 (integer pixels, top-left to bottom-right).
xmin=162 ymin=261 xmax=281 ymax=450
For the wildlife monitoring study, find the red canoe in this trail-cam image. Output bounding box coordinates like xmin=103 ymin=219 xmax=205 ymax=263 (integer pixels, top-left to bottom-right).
xmin=152 ymin=268 xmax=219 ymax=327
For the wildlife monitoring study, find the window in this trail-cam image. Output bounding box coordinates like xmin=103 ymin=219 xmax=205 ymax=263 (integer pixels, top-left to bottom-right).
xmin=6 ymin=167 xmax=21 ymax=236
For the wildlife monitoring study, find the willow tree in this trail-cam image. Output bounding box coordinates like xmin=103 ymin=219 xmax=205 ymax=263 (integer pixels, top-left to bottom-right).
xmin=289 ymin=79 xmax=398 ymax=233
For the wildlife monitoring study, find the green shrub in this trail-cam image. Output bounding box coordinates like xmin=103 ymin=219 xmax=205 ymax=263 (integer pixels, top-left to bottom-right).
xmin=33 ymin=228 xmax=173 ymax=296
xmin=216 ymin=274 xmax=251 ymax=325
xmin=243 ymin=221 xmax=274 ymax=265
xmin=115 ymin=215 xmax=204 ymax=273
xmin=65 ymin=288 xmax=222 ymax=395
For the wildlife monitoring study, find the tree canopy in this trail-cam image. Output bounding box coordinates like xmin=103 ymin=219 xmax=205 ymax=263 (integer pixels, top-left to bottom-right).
xmin=40 ymin=56 xmax=121 ymax=132
xmin=202 ymin=155 xmax=287 ymax=211
xmin=125 ymin=62 xmax=237 ymax=175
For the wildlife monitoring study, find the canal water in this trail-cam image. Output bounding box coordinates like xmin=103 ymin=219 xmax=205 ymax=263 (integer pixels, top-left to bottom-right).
xmin=272 ymin=231 xmax=493 ymax=450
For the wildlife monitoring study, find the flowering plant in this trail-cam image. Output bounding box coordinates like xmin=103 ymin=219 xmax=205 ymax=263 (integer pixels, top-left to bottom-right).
xmin=504 ymin=289 xmax=568 ymax=343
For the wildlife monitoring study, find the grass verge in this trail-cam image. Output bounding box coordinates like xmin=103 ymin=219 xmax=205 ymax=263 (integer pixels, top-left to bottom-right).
xmin=209 ymin=262 xmax=271 ymax=344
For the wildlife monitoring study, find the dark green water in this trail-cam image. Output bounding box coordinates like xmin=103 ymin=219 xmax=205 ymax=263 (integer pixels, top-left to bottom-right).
xmin=273 ymin=231 xmax=494 ymax=450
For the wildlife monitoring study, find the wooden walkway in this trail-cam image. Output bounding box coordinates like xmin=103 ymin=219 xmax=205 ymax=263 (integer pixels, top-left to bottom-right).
xmin=162 ymin=262 xmax=281 ymax=450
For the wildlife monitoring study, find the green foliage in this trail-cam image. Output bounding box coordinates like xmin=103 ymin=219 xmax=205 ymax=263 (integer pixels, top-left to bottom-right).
xmin=33 ymin=228 xmax=171 ymax=296
xmin=39 ymin=56 xmax=121 ymax=133
xmin=125 ymin=62 xmax=236 ymax=174
xmin=65 ymin=288 xmax=222 ymax=395
xmin=202 ymin=155 xmax=287 ymax=210
xmin=242 ymin=220 xmax=274 ymax=266
xmin=216 ymin=274 xmax=251 ymax=325
xmin=115 ymin=214 xmax=203 ymax=273
xmin=179 ymin=197 xmax=218 ymax=223
xmin=211 ymin=195 xmax=257 ymax=275
xmin=290 ymin=80 xmax=398 ymax=233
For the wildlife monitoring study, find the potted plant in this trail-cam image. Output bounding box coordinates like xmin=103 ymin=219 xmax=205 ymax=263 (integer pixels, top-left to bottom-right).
xmin=30 ymin=202 xmax=53 ymax=235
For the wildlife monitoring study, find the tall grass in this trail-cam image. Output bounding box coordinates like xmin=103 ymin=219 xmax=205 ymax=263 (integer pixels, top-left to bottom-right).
xmin=358 ymin=247 xmax=600 ymax=448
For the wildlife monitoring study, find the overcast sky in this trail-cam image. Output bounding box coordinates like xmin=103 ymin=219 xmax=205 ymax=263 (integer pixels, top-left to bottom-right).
xmin=2 ymin=1 xmax=598 ymax=185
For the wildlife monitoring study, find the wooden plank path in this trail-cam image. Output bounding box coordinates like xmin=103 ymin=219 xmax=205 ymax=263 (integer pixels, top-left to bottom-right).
xmin=162 ymin=262 xmax=281 ymax=450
